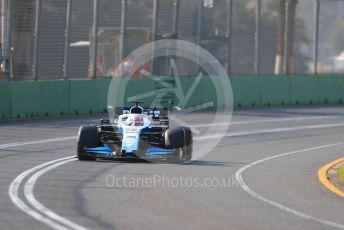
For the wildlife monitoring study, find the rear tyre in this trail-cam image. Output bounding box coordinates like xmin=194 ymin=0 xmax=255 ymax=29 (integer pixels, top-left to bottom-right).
xmin=77 ymin=125 xmax=98 ymax=161
xmin=164 ymin=126 xmax=193 ymax=163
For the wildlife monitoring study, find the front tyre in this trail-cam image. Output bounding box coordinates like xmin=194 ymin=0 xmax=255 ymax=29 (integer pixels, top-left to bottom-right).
xmin=164 ymin=126 xmax=193 ymax=163
xmin=77 ymin=125 xmax=98 ymax=161
xmin=183 ymin=128 xmax=193 ymax=161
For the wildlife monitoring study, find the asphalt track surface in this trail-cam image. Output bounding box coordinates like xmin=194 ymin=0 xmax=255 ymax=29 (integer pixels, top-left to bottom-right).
xmin=1 ymin=106 xmax=344 ymax=230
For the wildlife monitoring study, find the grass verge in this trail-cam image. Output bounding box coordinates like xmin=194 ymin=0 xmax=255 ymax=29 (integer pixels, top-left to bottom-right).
xmin=338 ymin=164 xmax=344 ymax=183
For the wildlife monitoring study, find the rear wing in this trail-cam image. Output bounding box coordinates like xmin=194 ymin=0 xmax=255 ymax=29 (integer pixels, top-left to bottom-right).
xmin=107 ymin=106 xmax=169 ymax=123
xmin=115 ymin=107 xmax=168 ymax=117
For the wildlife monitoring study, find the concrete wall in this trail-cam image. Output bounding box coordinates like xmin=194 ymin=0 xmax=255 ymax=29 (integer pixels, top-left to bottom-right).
xmin=0 ymin=75 xmax=344 ymax=119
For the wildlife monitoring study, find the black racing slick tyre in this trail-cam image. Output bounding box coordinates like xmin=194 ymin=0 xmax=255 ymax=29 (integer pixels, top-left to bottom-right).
xmin=183 ymin=128 xmax=193 ymax=161
xmin=77 ymin=125 xmax=98 ymax=161
xmin=165 ymin=126 xmax=193 ymax=162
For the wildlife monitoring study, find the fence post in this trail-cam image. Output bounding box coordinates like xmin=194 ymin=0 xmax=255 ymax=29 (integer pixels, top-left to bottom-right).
xmin=225 ymin=0 xmax=233 ymax=76
xmin=172 ymin=0 xmax=180 ymax=37
xmin=152 ymin=0 xmax=159 ymax=40
xmin=196 ymin=0 xmax=203 ymax=74
xmin=151 ymin=0 xmax=159 ymax=75
xmin=90 ymin=0 xmax=99 ymax=79
xmin=1 ymin=0 xmax=11 ymax=80
xmin=120 ymin=0 xmax=127 ymax=65
xmin=33 ymin=0 xmax=42 ymax=80
xmin=313 ymin=0 xmax=319 ymax=75
xmin=283 ymin=0 xmax=290 ymax=75
xmin=196 ymin=0 xmax=203 ymax=46
xmin=63 ymin=0 xmax=72 ymax=79
xmin=254 ymin=0 xmax=261 ymax=75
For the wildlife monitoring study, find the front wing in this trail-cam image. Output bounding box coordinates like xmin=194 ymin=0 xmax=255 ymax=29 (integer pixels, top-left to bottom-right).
xmin=83 ymin=146 xmax=178 ymax=160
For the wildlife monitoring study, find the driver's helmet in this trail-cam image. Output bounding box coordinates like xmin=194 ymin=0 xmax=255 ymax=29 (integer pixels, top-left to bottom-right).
xmin=130 ymin=107 xmax=143 ymax=114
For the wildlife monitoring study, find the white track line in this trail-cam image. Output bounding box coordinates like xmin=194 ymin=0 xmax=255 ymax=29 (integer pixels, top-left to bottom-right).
xmin=235 ymin=142 xmax=344 ymax=229
xmin=24 ymin=158 xmax=88 ymax=230
xmin=191 ymin=115 xmax=337 ymax=128
xmin=9 ymin=156 xmax=78 ymax=230
xmin=196 ymin=123 xmax=344 ymax=140
xmin=0 ymin=136 xmax=76 ymax=149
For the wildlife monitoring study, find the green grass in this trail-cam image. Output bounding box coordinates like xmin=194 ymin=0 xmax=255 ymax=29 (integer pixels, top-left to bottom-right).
xmin=338 ymin=164 xmax=344 ymax=183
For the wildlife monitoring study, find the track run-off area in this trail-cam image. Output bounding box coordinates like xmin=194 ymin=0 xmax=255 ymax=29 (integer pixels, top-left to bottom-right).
xmin=1 ymin=107 xmax=344 ymax=230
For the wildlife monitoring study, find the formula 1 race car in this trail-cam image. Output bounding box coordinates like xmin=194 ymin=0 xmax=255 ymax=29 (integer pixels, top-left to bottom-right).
xmin=77 ymin=102 xmax=193 ymax=163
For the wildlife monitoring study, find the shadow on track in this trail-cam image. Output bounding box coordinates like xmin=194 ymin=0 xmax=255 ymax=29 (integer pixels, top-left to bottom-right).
xmin=91 ymin=158 xmax=247 ymax=168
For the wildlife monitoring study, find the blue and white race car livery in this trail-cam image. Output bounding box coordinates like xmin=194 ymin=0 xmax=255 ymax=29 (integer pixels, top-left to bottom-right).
xmin=77 ymin=102 xmax=193 ymax=162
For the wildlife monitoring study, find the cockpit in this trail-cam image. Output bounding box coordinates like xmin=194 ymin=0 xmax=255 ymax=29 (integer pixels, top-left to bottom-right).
xmin=130 ymin=107 xmax=143 ymax=114
xmin=129 ymin=102 xmax=144 ymax=114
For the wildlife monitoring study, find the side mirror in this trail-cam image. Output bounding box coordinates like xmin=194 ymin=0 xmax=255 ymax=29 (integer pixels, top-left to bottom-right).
xmin=100 ymin=119 xmax=110 ymax=124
